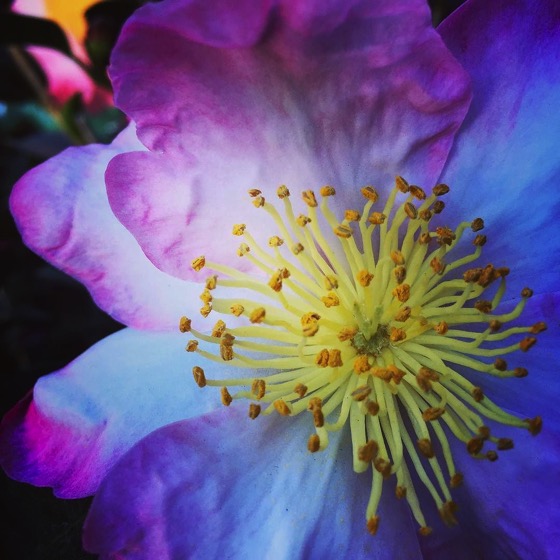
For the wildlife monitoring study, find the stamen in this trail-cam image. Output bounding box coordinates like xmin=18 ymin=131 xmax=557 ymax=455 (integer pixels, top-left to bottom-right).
xmin=182 ymin=179 xmax=544 ymax=538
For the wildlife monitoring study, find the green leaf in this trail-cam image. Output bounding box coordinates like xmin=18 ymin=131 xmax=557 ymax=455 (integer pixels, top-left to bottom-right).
xmin=0 ymin=13 xmax=72 ymax=57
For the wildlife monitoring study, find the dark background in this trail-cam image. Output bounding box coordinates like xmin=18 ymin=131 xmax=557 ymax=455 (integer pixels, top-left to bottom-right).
xmin=0 ymin=1 xmax=465 ymax=558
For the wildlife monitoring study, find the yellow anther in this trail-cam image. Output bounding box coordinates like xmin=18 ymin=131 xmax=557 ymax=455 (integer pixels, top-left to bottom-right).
xmin=268 ymin=235 xmax=284 ymax=247
xmin=422 ymin=407 xmax=446 ymax=421
xmin=395 ymin=175 xmax=410 ymax=193
xmin=394 ymin=306 xmax=411 ymax=322
xmin=328 ymin=349 xmax=343 ymax=367
xmin=307 ymin=397 xmax=322 ymax=411
xmin=252 ymin=196 xmax=265 ymax=208
xmin=248 ymin=404 xmax=261 ymax=419
xmin=354 ymin=355 xmax=370 ymax=374
xmin=390 ymin=250 xmax=405 ymax=265
xmin=277 ymin=185 xmax=290 ymax=198
xmin=419 ymin=209 xmax=432 ymax=221
xmin=192 ymin=366 xmax=206 ymax=388
xmin=417 ymin=438 xmax=435 ymax=459
xmin=185 ymin=340 xmax=198 ymax=352
xmin=371 ymin=367 xmax=393 ymax=382
xmin=294 ymin=383 xmax=308 ymax=398
xmin=430 ymin=256 xmax=445 ymax=275
xmin=530 ymin=321 xmax=547 ymax=334
xmin=409 ymin=185 xmax=426 ymax=200
xmin=274 ymin=399 xmax=292 ymax=416
xmin=432 ymin=200 xmax=445 ymax=213
xmin=219 ymin=342 xmax=234 ymax=362
xmin=232 ymin=224 xmax=246 ymax=236
xmin=324 ymin=275 xmax=338 ymax=290
xmin=416 ymin=366 xmax=439 ymax=392
xmin=432 ymin=183 xmax=450 ymax=196
xmin=251 ymin=379 xmax=266 ymax=399
xmin=191 ymin=256 xmax=205 ymax=271
xmin=436 ymin=226 xmax=456 ymax=246
xmin=434 ymin=321 xmax=448 ymax=335
xmin=404 ymin=202 xmax=417 ymax=219
xmin=221 ymin=387 xmax=233 ymax=406
xmin=357 ymin=269 xmax=374 ymax=287
xmin=200 ymin=303 xmax=212 ymax=317
xmin=199 ymin=289 xmax=213 ymax=304
xmin=393 ymin=265 xmax=406 ymax=285
xmin=387 ymin=364 xmax=405 ymax=384
xmin=308 ymin=434 xmax=321 ymax=453
xmin=301 ymin=312 xmax=321 ymax=337
xmin=520 ymin=337 xmax=537 ymax=352
xmin=292 ymin=243 xmax=304 ymax=255
xmin=296 ymin=214 xmax=312 ymax=227
xmin=374 ymin=457 xmax=392 ymax=479
xmin=334 ymin=224 xmax=353 ymax=238
xmin=338 ymin=326 xmax=358 ymax=341
xmin=230 ymin=304 xmax=244 ymax=317
xmin=474 ymin=300 xmax=492 ymax=313
xmin=368 ymin=212 xmax=386 ymax=225
xmin=365 ymin=400 xmax=380 ymax=416
xmin=389 ymin=327 xmax=406 ymax=343
xmin=179 ymin=316 xmax=191 ymax=333
xmin=345 ymin=209 xmax=361 ymax=222
xmin=302 ymin=190 xmax=318 ymax=207
xmin=351 ymin=385 xmax=372 ymax=401
xmin=358 ymin=440 xmax=379 ymax=463
xmin=211 ymin=320 xmax=226 ymax=337
xmin=205 ymin=275 xmax=218 ymax=290
xmin=237 ymin=243 xmax=250 ymax=256
xmin=361 ymin=186 xmax=379 ymax=202
xmin=392 ymin=284 xmax=411 ymax=303
xmin=418 ymin=232 xmax=431 ymax=244
xmin=248 ymin=189 xmax=261 ymax=197
xmin=320 ymin=185 xmax=336 ymax=197
xmin=268 ymin=270 xmax=284 ymax=292
xmin=321 ymin=292 xmax=340 ymax=307
xmin=250 ymin=307 xmax=266 ymax=324
xmin=367 ymin=516 xmax=380 ymax=536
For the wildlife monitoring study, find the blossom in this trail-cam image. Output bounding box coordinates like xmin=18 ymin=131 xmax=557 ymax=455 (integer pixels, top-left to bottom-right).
xmin=13 ymin=0 xmax=111 ymax=108
xmin=2 ymin=0 xmax=560 ymax=558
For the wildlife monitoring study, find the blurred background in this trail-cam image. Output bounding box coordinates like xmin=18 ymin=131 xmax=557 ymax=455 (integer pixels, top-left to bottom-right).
xmin=0 ymin=0 xmax=465 ymax=558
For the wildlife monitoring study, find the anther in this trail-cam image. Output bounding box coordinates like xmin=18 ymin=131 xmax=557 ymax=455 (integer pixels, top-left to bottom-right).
xmin=494 ymin=358 xmax=507 ymax=371
xmin=390 ymin=327 xmax=406 ymax=342
xmin=419 ymin=209 xmax=432 ymax=221
xmin=315 ymin=349 xmax=330 ymax=368
xmin=320 ymin=185 xmax=336 ymax=197
xmin=521 ymin=287 xmax=533 ymax=298
xmin=404 ymin=202 xmax=418 ymax=219
xmin=251 ymin=379 xmax=266 ymax=399
xmin=237 ymin=243 xmax=250 ymax=256
xmin=395 ymin=486 xmax=407 ymax=499
xmin=519 ymin=337 xmax=537 ymax=352
xmin=472 ymin=387 xmax=484 ymax=402
xmin=252 ymin=196 xmax=265 ymax=208
xmin=297 ymin=215 xmax=312 ymax=227
xmin=417 ymin=438 xmax=435 ymax=459
xmin=219 ymin=334 xmax=235 ymax=361
xmin=357 ymin=270 xmax=374 ymax=287
xmin=268 ymin=235 xmax=284 ymax=247
xmin=486 ymin=450 xmax=498 ymax=462
xmin=395 ymin=306 xmax=412 ymax=322
xmin=185 ymin=340 xmax=198 ymax=352
xmin=268 ymin=270 xmax=284 ymax=292
xmin=274 ymin=399 xmax=292 ymax=416
xmin=434 ymin=321 xmax=448 ymax=335
xmin=248 ymin=404 xmax=261 ymax=419
xmin=471 ymin=218 xmax=484 ymax=232
xmin=361 ymin=186 xmax=379 ymax=202
xmin=358 ymin=440 xmax=379 ymax=463
xmin=497 ymin=438 xmax=514 ymax=451
xmin=394 ymin=266 xmax=406 ymax=284
xmin=418 ymin=232 xmax=431 ymax=244
xmin=294 ymin=383 xmax=308 ymax=398
xmin=422 ymin=407 xmax=446 ymax=421
xmin=179 ymin=316 xmax=191 ymax=333
xmin=436 ymin=227 xmax=456 ymax=246
xmin=432 ymin=200 xmax=445 ymax=214
xmin=221 ymin=387 xmax=233 ymax=406
xmin=390 ymin=250 xmax=405 ymax=265
xmin=338 ymin=326 xmax=358 ymax=341
xmin=417 ymin=367 xmax=439 ymax=392
xmin=192 ymin=366 xmax=206 ymax=388
xmin=372 ymin=367 xmax=393 ymax=382
xmin=328 ymin=349 xmax=343 ymax=367
xmin=199 ymin=289 xmax=212 ymax=304
xmin=232 ymin=224 xmax=246 ymax=236
xmin=302 ymin=190 xmax=318 ymax=207
xmin=292 ymin=243 xmax=304 ymax=255
xmin=248 ymin=189 xmax=261 ymax=197
xmin=387 ymin=365 xmax=405 ymax=384
xmin=365 ymin=400 xmax=380 ymax=416
xmin=277 ymin=185 xmax=290 ymax=198
xmin=489 ymin=319 xmax=502 ymax=332
xmin=409 ymin=185 xmax=426 ymax=200
xmin=395 ymin=176 xmax=410 ymax=193
xmin=322 ymin=292 xmax=340 ymax=307
xmin=205 ymin=275 xmax=217 ymax=290
xmin=367 ymin=516 xmax=380 ymax=536
xmin=432 ymin=183 xmax=450 ymax=196
xmin=191 ymin=256 xmax=205 ymax=271
xmin=374 ymin=457 xmax=392 ymax=479
xmin=250 ymin=307 xmax=266 ymax=324
xmin=450 ymin=473 xmax=464 ymax=488
xmin=200 ymin=303 xmax=212 ymax=317
xmin=324 ymin=275 xmax=338 ymax=289
xmin=419 ymin=527 xmax=433 ymax=537
xmin=514 ymin=367 xmax=528 ymax=378
xmin=525 ymin=416 xmax=542 ymax=436
xmin=308 ymin=434 xmax=321 ymax=453
xmin=345 ymin=209 xmax=361 ymax=222
xmin=230 ymin=304 xmax=244 ymax=317
xmin=478 ymin=426 xmax=490 ymax=440
xmin=439 ymin=501 xmax=458 ymax=526
xmin=334 ymin=224 xmax=353 ymax=238
xmin=368 ymin=212 xmax=386 ymax=225
xmin=473 ymin=234 xmax=487 ymax=247
xmin=351 ymin=385 xmax=372 ymax=401
xmin=530 ymin=322 xmax=547 ymax=334
xmin=393 ymin=284 xmax=411 ymax=303
xmin=430 ymin=257 xmax=445 ymax=275
xmin=212 ymin=320 xmax=226 ymax=337
xmin=301 ymin=312 xmax=321 ymax=337
xmin=354 ymin=355 xmax=370 ymax=374
xmin=467 ymin=437 xmax=484 ymax=455
xmin=474 ymin=300 xmax=492 ymax=313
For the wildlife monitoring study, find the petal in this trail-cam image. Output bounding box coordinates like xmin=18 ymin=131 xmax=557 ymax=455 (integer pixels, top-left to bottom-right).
xmin=0 ymin=328 xmax=221 ymax=498
xmin=10 ymin=125 xmax=194 ymax=330
xmin=438 ymin=0 xmax=560 ymax=295
xmin=84 ymin=408 xmax=423 ymax=559
xmin=107 ymin=0 xmax=471 ymax=280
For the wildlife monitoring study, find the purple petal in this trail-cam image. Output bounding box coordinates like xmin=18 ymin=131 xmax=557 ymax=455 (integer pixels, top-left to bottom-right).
xmin=439 ymin=0 xmax=560 ymax=295
xmin=107 ymin=0 xmax=471 ymax=280
xmin=10 ymin=126 xmax=193 ymax=330
xmin=0 ymin=328 xmax=221 ymax=498
xmin=84 ymin=408 xmax=423 ymax=559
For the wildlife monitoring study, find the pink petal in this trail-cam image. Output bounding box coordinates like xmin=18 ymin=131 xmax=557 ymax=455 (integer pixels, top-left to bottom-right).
xmin=106 ymin=0 xmax=471 ymax=280
xmin=10 ymin=126 xmax=193 ymax=331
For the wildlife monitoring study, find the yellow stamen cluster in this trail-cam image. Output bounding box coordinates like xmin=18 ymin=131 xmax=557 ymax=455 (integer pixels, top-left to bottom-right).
xmin=181 ymin=178 xmax=544 ymax=536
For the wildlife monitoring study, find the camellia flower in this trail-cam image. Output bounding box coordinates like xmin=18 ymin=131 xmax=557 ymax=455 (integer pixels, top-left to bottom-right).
xmin=2 ymin=0 xmax=560 ymax=558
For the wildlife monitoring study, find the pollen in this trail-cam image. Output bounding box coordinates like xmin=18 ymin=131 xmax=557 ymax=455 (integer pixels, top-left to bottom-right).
xmin=182 ymin=178 xmax=545 ymax=538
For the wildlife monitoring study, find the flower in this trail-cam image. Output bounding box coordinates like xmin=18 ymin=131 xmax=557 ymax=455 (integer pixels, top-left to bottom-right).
xmin=2 ymin=0 xmax=560 ymax=558
xmin=13 ymin=0 xmax=111 ymax=108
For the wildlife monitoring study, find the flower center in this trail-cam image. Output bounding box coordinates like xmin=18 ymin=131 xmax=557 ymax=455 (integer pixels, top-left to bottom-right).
xmin=181 ymin=177 xmax=544 ymax=537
